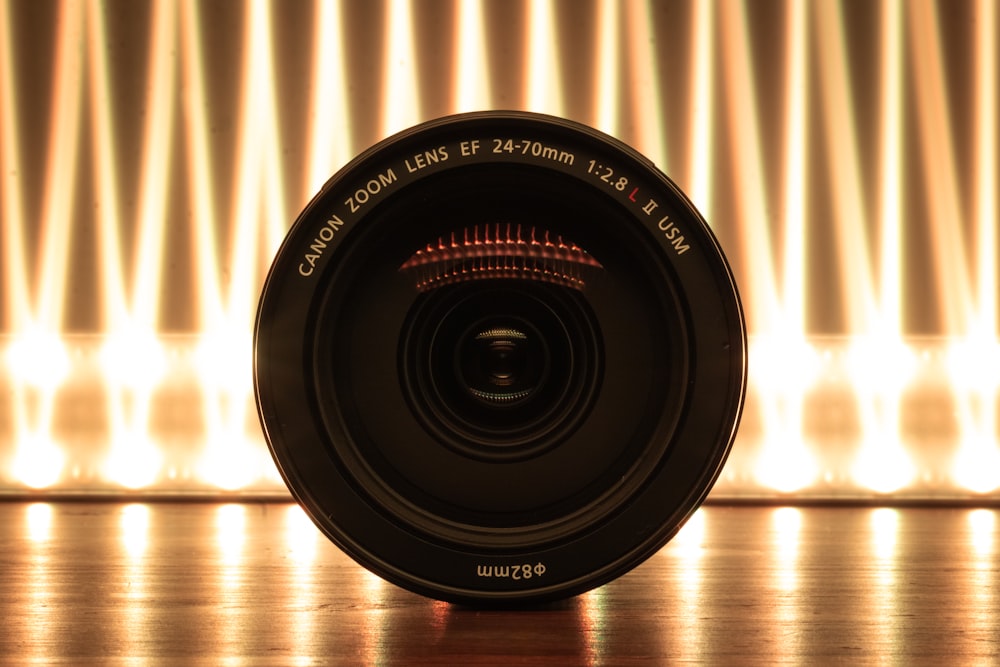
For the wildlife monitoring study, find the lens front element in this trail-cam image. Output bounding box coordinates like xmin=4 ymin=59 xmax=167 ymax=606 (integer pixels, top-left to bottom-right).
xmin=253 ymin=112 xmax=746 ymax=604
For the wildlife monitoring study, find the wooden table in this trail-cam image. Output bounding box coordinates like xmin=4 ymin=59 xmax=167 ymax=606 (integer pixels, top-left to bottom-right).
xmin=1 ymin=502 xmax=996 ymax=664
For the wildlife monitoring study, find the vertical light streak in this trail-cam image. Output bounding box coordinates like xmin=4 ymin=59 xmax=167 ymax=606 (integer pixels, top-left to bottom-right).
xmin=877 ymin=0 xmax=903 ymax=338
xmin=968 ymin=509 xmax=995 ymax=558
xmin=719 ymin=1 xmax=814 ymax=492
xmin=578 ymin=588 xmax=608 ymax=665
xmin=132 ymin=0 xmax=177 ymax=330
xmin=382 ymin=0 xmax=420 ymax=136
xmin=305 ymin=0 xmax=352 ymax=196
xmin=621 ymin=2 xmax=665 ymax=164
xmin=767 ymin=508 xmax=802 ymax=661
xmin=752 ymin=0 xmax=817 ymax=494
xmin=26 ymin=502 xmax=54 ymax=543
xmin=659 ymin=509 xmax=704 ymax=661
xmin=4 ymin=2 xmax=85 ymax=488
xmin=814 ymin=1 xmax=915 ymax=493
xmin=119 ymin=504 xmax=150 ymax=645
xmin=119 ymin=503 xmax=149 ymax=635
xmin=195 ymin=0 xmax=286 ymax=490
xmin=772 ymin=507 xmax=801 ymax=593
xmin=34 ymin=1 xmax=85 ymax=333
xmin=121 ymin=503 xmax=150 ymax=560
xmin=591 ymin=0 xmax=618 ymax=133
xmin=25 ymin=504 xmax=54 ymax=662
xmin=812 ymin=1 xmax=877 ymax=332
xmin=525 ymin=0 xmax=562 ymax=114
xmin=0 ymin=0 xmax=30 ymax=326
xmin=216 ymin=504 xmax=247 ymax=575
xmin=227 ymin=0 xmax=285 ymax=333
xmin=87 ymin=1 xmax=170 ymax=488
xmin=686 ymin=0 xmax=713 ymax=213
xmin=179 ymin=0 xmax=223 ymax=325
xmin=780 ymin=0 xmax=806 ymax=335
xmin=284 ymin=505 xmax=318 ymax=656
xmin=870 ymin=508 xmax=898 ymax=571
xmin=967 ymin=510 xmax=998 ymax=644
xmin=848 ymin=0 xmax=914 ymax=494
xmin=908 ymin=0 xmax=972 ymax=334
xmin=971 ymin=0 xmax=997 ymax=342
xmin=718 ymin=0 xmax=779 ymax=334
xmin=948 ymin=0 xmax=999 ymax=495
xmin=87 ymin=0 xmax=128 ymax=331
xmin=453 ymin=0 xmax=491 ymax=113
xmin=183 ymin=0 xmax=230 ymax=486
xmin=867 ymin=508 xmax=902 ymax=647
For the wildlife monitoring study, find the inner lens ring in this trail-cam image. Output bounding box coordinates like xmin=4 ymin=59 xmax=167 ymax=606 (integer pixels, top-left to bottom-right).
xmin=401 ymin=280 xmax=602 ymax=461
xmin=451 ymin=316 xmax=550 ymax=409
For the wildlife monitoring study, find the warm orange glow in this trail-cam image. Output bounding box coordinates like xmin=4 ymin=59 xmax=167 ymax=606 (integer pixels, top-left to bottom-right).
xmin=526 ymin=0 xmax=562 ymax=114
xmin=216 ymin=504 xmax=247 ymax=569
xmin=0 ymin=1 xmax=997 ymax=500
xmin=12 ymin=435 xmax=65 ymax=490
xmin=26 ymin=503 xmax=53 ymax=543
xmin=772 ymin=507 xmax=801 ymax=593
xmin=869 ymin=507 xmax=901 ymax=625
xmin=383 ymin=0 xmax=420 ymax=136
xmin=285 ymin=504 xmax=319 ymax=566
xmin=120 ymin=503 xmax=151 ymax=559
xmin=454 ymin=0 xmax=491 ymax=113
xmin=670 ymin=508 xmax=706 ymax=558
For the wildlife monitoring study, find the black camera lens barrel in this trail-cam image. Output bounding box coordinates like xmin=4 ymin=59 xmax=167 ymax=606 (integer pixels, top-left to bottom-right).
xmin=254 ymin=111 xmax=746 ymax=604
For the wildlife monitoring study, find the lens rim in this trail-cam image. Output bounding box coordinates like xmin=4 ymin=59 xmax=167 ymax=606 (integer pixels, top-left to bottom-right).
xmin=254 ymin=111 xmax=747 ymax=604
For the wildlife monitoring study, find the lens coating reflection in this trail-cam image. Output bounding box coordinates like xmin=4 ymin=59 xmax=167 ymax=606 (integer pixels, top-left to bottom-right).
xmin=461 ymin=321 xmax=540 ymax=406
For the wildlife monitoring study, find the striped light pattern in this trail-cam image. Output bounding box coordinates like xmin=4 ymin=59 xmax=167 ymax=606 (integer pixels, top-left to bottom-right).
xmin=0 ymin=0 xmax=997 ymax=499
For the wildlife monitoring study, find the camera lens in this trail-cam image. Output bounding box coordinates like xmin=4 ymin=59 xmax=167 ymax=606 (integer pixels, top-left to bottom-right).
xmin=254 ymin=112 xmax=746 ymax=604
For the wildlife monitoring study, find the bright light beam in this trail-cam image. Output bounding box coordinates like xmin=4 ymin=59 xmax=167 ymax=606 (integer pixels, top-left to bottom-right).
xmin=812 ymin=0 xmax=878 ymax=332
xmin=453 ymin=0 xmax=491 ymax=113
xmin=0 ymin=0 xmax=30 ymax=328
xmin=132 ymin=0 xmax=177 ymax=330
xmin=686 ymin=0 xmax=714 ymax=214
xmin=592 ymin=0 xmax=619 ymax=133
xmin=622 ymin=1 xmax=665 ymax=165
xmin=305 ymin=0 xmax=352 ymax=196
xmin=525 ymin=0 xmax=563 ymax=114
xmin=382 ymin=0 xmax=420 ymax=136
xmin=908 ymin=0 xmax=972 ymax=335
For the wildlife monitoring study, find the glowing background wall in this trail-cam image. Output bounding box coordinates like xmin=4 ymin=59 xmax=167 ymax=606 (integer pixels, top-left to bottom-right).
xmin=0 ymin=0 xmax=997 ymax=498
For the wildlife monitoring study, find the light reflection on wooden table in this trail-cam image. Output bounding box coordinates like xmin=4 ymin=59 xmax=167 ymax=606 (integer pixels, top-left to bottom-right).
xmin=1 ymin=502 xmax=996 ymax=664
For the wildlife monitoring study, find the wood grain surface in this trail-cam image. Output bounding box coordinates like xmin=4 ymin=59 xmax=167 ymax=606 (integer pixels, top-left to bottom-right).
xmin=1 ymin=502 xmax=996 ymax=664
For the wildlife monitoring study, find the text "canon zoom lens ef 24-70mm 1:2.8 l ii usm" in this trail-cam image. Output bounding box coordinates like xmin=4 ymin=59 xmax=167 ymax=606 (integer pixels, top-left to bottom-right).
xmin=254 ymin=112 xmax=746 ymax=605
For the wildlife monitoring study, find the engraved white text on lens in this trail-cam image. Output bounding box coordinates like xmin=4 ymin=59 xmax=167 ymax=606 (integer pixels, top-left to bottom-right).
xmin=656 ymin=215 xmax=691 ymax=255
xmin=298 ymin=216 xmax=346 ymax=276
xmin=404 ymin=145 xmax=449 ymax=173
xmin=638 ymin=196 xmax=691 ymax=256
xmin=476 ymin=562 xmax=547 ymax=580
xmin=458 ymin=139 xmax=481 ymax=156
xmin=492 ymin=139 xmax=575 ymax=165
xmin=586 ymin=160 xmax=630 ymax=191
xmin=345 ymin=168 xmax=398 ymax=213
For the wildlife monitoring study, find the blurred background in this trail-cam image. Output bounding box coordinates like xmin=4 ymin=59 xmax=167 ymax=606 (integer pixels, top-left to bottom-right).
xmin=1 ymin=0 xmax=997 ymax=500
